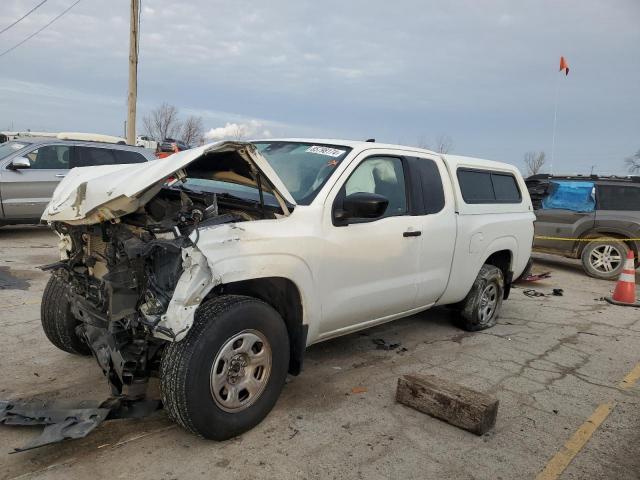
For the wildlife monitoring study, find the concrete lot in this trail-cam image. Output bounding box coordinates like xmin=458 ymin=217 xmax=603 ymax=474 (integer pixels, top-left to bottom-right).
xmin=0 ymin=225 xmax=639 ymax=480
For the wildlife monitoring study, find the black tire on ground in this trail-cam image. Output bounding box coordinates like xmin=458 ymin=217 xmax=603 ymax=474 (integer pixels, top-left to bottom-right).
xmin=581 ymin=240 xmax=629 ymax=280
xmin=40 ymin=273 xmax=91 ymax=355
xmin=457 ymin=264 xmax=504 ymax=332
xmin=160 ymin=295 xmax=290 ymax=440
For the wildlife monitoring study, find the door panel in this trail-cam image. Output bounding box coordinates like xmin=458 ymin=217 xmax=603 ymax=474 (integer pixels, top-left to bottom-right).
xmin=1 ymin=145 xmax=70 ymax=220
xmin=318 ymin=216 xmax=421 ymax=335
xmin=317 ymin=154 xmax=421 ymax=336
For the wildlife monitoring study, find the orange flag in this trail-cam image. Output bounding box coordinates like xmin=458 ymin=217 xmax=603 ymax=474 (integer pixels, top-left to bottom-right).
xmin=559 ymin=56 xmax=569 ymax=76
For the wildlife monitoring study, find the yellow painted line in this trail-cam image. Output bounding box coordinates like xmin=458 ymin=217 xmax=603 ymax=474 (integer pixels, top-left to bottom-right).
xmin=535 ymin=235 xmax=640 ymax=242
xmin=618 ymin=362 xmax=640 ymax=391
xmin=536 ymin=402 xmax=613 ymax=480
xmin=536 ymin=359 xmax=640 ymax=480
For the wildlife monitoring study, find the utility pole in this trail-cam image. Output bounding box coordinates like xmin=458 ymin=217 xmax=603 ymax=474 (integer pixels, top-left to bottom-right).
xmin=126 ymin=0 xmax=139 ymax=145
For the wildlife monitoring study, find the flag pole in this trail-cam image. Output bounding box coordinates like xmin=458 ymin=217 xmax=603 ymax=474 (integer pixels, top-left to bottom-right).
xmin=550 ymin=70 xmax=561 ymax=175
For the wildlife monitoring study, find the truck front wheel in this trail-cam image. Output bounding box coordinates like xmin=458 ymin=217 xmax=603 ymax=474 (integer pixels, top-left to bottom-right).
xmin=41 ymin=273 xmax=91 ymax=355
xmin=160 ymin=295 xmax=290 ymax=440
xmin=457 ymin=264 xmax=504 ymax=331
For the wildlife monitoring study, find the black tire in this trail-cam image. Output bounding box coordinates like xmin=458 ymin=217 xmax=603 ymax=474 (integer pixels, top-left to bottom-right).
xmin=457 ymin=264 xmax=504 ymax=331
xmin=40 ymin=273 xmax=91 ymax=355
xmin=160 ymin=295 xmax=290 ymax=440
xmin=581 ymin=240 xmax=629 ymax=280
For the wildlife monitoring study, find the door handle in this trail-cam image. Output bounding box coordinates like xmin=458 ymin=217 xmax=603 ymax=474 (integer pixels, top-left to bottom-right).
xmin=403 ymin=230 xmax=422 ymax=237
xmin=55 ymin=174 xmax=66 ymax=178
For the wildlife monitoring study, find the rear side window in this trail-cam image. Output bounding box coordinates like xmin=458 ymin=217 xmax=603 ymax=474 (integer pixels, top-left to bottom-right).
xmin=74 ymin=147 xmax=116 ymax=167
xmin=492 ymin=173 xmax=521 ymax=202
xmin=457 ymin=168 xmax=521 ymax=204
xmin=411 ymin=157 xmax=445 ymax=214
xmin=113 ymin=150 xmax=147 ymax=164
xmin=597 ymin=185 xmax=640 ymax=211
xmin=73 ymin=147 xmax=146 ymax=167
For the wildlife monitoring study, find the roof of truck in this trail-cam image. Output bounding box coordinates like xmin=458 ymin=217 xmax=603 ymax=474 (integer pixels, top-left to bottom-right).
xmin=255 ymin=138 xmax=518 ymax=171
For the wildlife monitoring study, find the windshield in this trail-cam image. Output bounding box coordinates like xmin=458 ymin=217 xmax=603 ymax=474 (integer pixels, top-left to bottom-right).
xmin=253 ymin=141 xmax=351 ymax=205
xmin=180 ymin=178 xmax=279 ymax=207
xmin=0 ymin=141 xmax=30 ymax=160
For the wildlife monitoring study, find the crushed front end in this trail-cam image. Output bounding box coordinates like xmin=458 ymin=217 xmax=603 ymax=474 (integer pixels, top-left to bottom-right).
xmin=45 ymin=183 xmax=265 ymax=398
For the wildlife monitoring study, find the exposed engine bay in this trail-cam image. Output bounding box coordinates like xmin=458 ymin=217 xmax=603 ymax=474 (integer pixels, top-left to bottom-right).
xmin=45 ymin=151 xmax=284 ymax=398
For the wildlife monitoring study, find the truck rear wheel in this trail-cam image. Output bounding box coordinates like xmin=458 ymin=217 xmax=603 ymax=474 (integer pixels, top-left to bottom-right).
xmin=160 ymin=295 xmax=290 ymax=440
xmin=457 ymin=264 xmax=504 ymax=331
xmin=41 ymin=273 xmax=91 ymax=355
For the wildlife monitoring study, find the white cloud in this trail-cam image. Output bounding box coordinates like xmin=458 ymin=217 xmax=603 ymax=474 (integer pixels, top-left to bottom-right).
xmin=204 ymin=120 xmax=272 ymax=141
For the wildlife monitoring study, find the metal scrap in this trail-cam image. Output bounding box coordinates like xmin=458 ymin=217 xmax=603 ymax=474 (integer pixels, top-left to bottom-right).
xmin=0 ymin=397 xmax=161 ymax=453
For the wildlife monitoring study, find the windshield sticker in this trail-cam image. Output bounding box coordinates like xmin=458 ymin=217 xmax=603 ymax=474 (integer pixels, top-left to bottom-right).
xmin=305 ymin=145 xmax=346 ymax=157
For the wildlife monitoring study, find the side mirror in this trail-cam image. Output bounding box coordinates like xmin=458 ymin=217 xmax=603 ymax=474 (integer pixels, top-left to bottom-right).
xmin=9 ymin=157 xmax=31 ymax=170
xmin=334 ymin=192 xmax=389 ymax=224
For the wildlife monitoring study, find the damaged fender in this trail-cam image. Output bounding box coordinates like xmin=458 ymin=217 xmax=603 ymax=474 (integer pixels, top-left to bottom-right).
xmin=153 ymin=245 xmax=216 ymax=342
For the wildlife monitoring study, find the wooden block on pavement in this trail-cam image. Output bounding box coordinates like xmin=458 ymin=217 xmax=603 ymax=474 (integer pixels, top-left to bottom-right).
xmin=396 ymin=374 xmax=499 ymax=435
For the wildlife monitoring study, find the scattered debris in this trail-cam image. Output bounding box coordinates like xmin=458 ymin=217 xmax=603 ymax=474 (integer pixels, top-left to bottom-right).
xmin=372 ymin=338 xmax=400 ymax=350
xmin=0 ymin=266 xmax=30 ymax=290
xmin=351 ymin=386 xmax=368 ymax=394
xmin=396 ymin=374 xmax=498 ymax=435
xmin=0 ymin=397 xmax=161 ymax=452
xmin=523 ymin=289 xmax=546 ymax=297
xmin=523 ymin=288 xmax=564 ymax=298
xmin=515 ymin=271 xmax=552 ymax=283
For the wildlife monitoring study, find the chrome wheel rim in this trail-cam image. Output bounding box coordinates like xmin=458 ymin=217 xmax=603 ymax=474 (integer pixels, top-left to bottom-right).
xmin=589 ymin=245 xmax=622 ymax=274
xmin=210 ymin=329 xmax=272 ymax=413
xmin=479 ymin=283 xmax=498 ymax=324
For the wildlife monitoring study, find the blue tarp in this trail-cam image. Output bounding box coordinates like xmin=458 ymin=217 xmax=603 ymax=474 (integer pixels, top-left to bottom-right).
xmin=542 ymin=181 xmax=595 ymax=212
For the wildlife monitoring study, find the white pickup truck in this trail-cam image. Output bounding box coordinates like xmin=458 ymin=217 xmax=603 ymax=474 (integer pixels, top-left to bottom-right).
xmin=40 ymin=139 xmax=534 ymax=440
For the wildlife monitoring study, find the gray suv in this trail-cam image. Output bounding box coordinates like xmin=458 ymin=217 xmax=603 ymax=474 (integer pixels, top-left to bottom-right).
xmin=527 ymin=174 xmax=640 ymax=279
xmin=0 ymin=138 xmax=155 ymax=226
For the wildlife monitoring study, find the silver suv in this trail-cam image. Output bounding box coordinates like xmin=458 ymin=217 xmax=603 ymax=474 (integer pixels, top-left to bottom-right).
xmin=0 ymin=138 xmax=155 ymax=226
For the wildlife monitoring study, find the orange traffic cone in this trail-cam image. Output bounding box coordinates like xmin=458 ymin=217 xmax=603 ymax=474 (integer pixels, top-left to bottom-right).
xmin=605 ymin=250 xmax=640 ymax=307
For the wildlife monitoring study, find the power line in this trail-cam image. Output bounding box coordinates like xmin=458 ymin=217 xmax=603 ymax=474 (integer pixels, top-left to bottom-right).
xmin=0 ymin=0 xmax=83 ymax=60
xmin=0 ymin=0 xmax=49 ymax=36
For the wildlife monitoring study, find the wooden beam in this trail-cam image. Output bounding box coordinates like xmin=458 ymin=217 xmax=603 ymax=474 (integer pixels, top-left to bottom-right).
xmin=396 ymin=374 xmax=499 ymax=435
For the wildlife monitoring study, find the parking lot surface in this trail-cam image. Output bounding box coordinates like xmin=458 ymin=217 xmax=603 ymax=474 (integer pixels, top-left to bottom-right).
xmin=1 ymin=226 xmax=639 ymax=480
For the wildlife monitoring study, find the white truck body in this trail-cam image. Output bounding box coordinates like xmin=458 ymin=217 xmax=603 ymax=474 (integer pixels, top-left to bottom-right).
xmin=44 ymin=139 xmax=534 ymax=346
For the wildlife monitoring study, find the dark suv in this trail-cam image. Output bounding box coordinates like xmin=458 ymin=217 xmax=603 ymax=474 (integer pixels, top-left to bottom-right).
xmin=527 ymin=174 xmax=640 ymax=279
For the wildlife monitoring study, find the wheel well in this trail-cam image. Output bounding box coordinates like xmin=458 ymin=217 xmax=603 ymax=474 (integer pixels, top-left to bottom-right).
xmin=577 ymin=231 xmax=638 ymax=259
xmin=210 ymin=277 xmax=306 ymax=376
xmin=484 ymin=250 xmax=512 ymax=278
xmin=484 ymin=250 xmax=512 ymax=298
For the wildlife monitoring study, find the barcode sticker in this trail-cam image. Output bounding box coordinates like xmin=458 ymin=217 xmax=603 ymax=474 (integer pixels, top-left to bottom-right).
xmin=305 ymin=145 xmax=346 ymax=157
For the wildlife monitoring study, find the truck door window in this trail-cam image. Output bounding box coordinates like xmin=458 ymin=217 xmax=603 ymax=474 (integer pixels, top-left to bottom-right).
xmin=25 ymin=145 xmax=70 ymax=169
xmin=345 ymin=156 xmax=407 ymax=216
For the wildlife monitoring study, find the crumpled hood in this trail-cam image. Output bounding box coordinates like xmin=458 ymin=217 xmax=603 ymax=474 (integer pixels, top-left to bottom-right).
xmin=42 ymin=141 xmax=296 ymax=225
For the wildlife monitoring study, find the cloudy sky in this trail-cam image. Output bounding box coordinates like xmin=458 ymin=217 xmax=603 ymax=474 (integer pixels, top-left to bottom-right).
xmin=0 ymin=0 xmax=638 ymax=174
